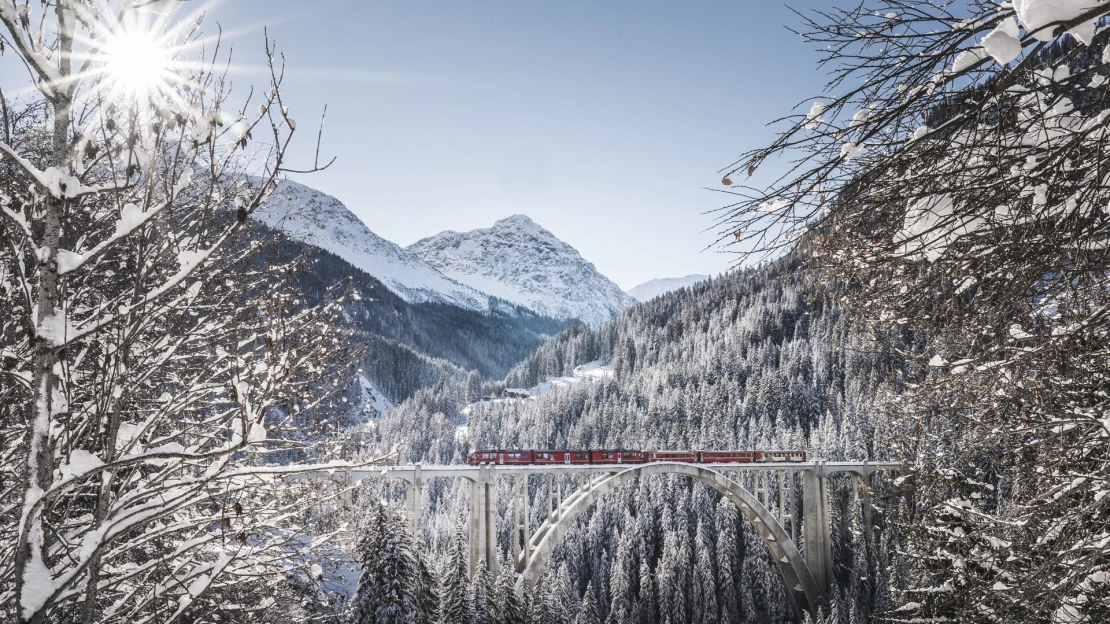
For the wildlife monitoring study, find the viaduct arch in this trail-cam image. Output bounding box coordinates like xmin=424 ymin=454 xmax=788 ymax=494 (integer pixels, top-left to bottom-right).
xmin=352 ymin=460 xmax=899 ymax=623
xmin=517 ymin=463 xmax=820 ymax=618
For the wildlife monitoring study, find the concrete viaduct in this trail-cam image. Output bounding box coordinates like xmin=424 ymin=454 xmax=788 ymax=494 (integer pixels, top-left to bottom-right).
xmin=346 ymin=460 xmax=899 ymax=621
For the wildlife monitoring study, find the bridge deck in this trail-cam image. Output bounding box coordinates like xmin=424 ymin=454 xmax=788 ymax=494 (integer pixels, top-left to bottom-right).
xmin=349 ymin=460 xmax=900 ymax=481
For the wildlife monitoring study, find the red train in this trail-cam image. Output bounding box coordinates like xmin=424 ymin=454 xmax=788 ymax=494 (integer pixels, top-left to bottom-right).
xmin=466 ymin=449 xmax=806 ymax=465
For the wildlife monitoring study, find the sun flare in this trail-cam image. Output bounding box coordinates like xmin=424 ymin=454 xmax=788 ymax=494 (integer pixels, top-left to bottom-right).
xmin=102 ymin=27 xmax=170 ymax=98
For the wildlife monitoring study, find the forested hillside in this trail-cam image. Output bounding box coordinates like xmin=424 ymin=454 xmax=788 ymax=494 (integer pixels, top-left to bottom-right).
xmin=358 ymin=256 xmax=901 ymax=623
xmin=273 ymin=234 xmax=568 ymax=403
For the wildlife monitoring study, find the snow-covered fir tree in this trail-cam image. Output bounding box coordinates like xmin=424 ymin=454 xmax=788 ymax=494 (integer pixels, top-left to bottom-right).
xmin=579 ymin=581 xmax=602 ymax=624
xmin=351 ymin=502 xmax=423 ymax=623
xmin=440 ymin=530 xmax=472 ymax=624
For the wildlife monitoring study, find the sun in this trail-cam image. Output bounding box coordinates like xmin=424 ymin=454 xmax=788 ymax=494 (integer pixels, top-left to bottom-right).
xmin=102 ymin=27 xmax=171 ymax=98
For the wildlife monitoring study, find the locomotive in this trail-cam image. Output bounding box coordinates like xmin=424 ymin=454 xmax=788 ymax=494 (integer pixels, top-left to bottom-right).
xmin=466 ymin=449 xmax=807 ymax=465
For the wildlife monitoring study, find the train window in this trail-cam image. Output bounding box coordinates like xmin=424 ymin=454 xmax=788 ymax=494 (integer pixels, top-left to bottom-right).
xmin=602 ymin=452 xmax=614 ymax=459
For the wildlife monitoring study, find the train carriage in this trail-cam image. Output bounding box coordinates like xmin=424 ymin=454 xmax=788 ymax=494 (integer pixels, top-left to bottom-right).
xmin=699 ymin=450 xmax=756 ymax=463
xmin=530 ymin=450 xmax=591 ymax=465
xmin=467 ymin=450 xmax=533 ymax=465
xmin=589 ymin=449 xmax=646 ymax=464
xmin=755 ymin=450 xmax=807 ymax=462
xmin=649 ymin=450 xmax=699 ymax=463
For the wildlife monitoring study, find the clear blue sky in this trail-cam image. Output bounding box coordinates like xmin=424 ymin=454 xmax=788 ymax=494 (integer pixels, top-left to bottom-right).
xmin=127 ymin=2 xmax=837 ymax=288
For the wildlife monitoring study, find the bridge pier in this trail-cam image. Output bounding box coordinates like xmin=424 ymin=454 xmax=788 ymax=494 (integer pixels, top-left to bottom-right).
xmin=801 ymin=464 xmax=834 ymax=591
xmin=467 ymin=465 xmax=499 ymax=576
xmin=404 ymin=464 xmax=423 ymax=540
xmin=512 ymin=474 xmax=530 ymax=569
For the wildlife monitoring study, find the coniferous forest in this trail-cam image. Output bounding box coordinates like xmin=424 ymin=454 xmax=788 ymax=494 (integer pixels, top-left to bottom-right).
xmin=353 ymin=257 xmax=897 ymax=624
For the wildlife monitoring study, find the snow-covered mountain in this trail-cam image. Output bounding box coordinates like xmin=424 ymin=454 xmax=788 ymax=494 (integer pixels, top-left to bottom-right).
xmin=407 ymin=215 xmax=635 ymax=326
xmin=626 ymin=274 xmax=709 ymax=302
xmin=256 ymin=180 xmax=490 ymax=311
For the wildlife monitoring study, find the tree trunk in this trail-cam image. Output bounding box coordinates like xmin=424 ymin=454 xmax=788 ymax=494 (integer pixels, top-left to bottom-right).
xmin=15 ymin=4 xmax=73 ymax=620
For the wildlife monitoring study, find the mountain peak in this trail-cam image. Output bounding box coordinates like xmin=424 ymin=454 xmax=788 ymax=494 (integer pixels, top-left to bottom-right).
xmin=408 ymin=216 xmax=634 ymax=326
xmin=496 ymin=213 xmax=538 ymax=226
xmin=487 ymin=214 xmax=554 ymax=239
xmin=254 ymin=180 xmax=490 ymax=311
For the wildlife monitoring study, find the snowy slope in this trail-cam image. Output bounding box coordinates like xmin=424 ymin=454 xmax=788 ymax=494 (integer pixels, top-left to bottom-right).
xmin=407 ymin=215 xmax=635 ymax=326
xmin=626 ymin=274 xmax=709 ymax=302
xmin=460 ymin=360 xmax=613 ymax=422
xmin=255 ymin=180 xmax=489 ymax=311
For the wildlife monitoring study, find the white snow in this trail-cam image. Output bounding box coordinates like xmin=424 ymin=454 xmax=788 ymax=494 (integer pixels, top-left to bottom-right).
xmin=40 ymin=167 xmax=85 ymax=199
xmin=841 ymin=142 xmax=864 ymax=162
xmin=626 ymin=274 xmax=709 ymax=302
xmin=189 ymin=117 xmax=212 ymax=143
xmin=248 ymin=418 xmax=267 ymax=443
xmin=758 ymin=199 xmax=791 ymax=212
xmin=1013 ymin=0 xmax=1106 ymax=45
xmin=356 ymin=374 xmax=393 ymax=416
xmin=804 ymin=101 xmax=826 ymax=130
xmin=462 ymin=360 xmax=614 ymax=416
xmin=256 ymin=180 xmax=490 ymax=312
xmin=115 ymin=422 xmax=144 ymax=453
xmin=407 ymin=215 xmax=634 ymax=326
xmin=59 ymin=450 xmax=104 ymax=481
xmin=37 ymin=311 xmax=74 ymax=347
xmin=894 ymin=195 xmax=984 ymax=262
xmin=953 ymin=46 xmax=988 ymax=73
xmin=982 ymin=18 xmax=1023 ymax=65
xmin=21 ymin=554 xmax=55 ymax=617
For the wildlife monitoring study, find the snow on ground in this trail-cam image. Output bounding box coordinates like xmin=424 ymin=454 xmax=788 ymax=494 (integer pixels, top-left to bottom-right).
xmin=458 ymin=360 xmax=614 ymax=437
xmin=356 ymin=374 xmax=393 ymax=418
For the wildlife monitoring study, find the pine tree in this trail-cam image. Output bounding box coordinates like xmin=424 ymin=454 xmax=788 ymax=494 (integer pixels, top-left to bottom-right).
xmin=465 ymin=369 xmax=483 ymax=404
xmin=494 ymin=557 xmax=525 ymax=624
xmin=739 ymin=522 xmax=769 ymax=624
xmin=715 ymin=501 xmax=741 ymax=624
xmin=579 ymin=581 xmax=602 ymax=624
xmin=415 ymin=551 xmax=440 ymax=624
xmin=526 ymin=579 xmax=550 ymax=624
xmin=350 ymin=503 xmax=419 ymax=624
xmin=632 ymin=560 xmax=656 ymax=624
xmin=469 ymin=560 xmax=495 ymax=624
xmin=657 ymin=530 xmax=687 ymax=624
xmin=692 ymin=519 xmax=718 ymax=624
xmin=441 ymin=530 xmax=472 ymax=624
xmin=550 ymin=563 xmax=580 ymax=623
xmin=607 ymin=532 xmax=635 ymax=624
